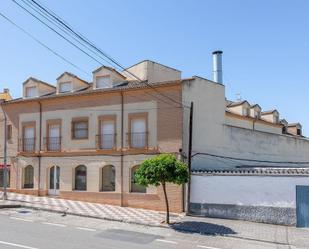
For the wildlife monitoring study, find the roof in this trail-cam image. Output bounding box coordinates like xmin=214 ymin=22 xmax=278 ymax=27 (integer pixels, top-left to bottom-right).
xmin=56 ymin=72 xmax=89 ymax=84
xmin=92 ymin=66 xmax=127 ymax=79
xmin=125 ymin=60 xmax=182 ymax=73
xmin=227 ymin=100 xmax=250 ymax=108
xmin=261 ymin=110 xmax=279 ymax=115
xmin=250 ymin=104 xmax=262 ymax=109
xmin=4 ymin=79 xmax=182 ymax=104
xmin=192 ymin=168 xmax=309 ymax=176
xmin=287 ymin=123 xmax=302 ymax=127
xmin=23 ymin=77 xmax=56 ymax=89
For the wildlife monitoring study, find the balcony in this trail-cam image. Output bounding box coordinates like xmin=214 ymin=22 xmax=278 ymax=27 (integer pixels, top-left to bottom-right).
xmin=96 ymin=134 xmax=116 ymax=150
xmin=44 ymin=137 xmax=61 ymax=152
xmin=127 ymin=132 xmax=149 ymax=149
xmin=19 ymin=138 xmax=35 ymax=152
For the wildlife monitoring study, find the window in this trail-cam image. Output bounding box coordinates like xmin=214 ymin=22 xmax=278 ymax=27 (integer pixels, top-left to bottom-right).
xmin=274 ymin=115 xmax=279 ymax=124
xmin=297 ymin=129 xmax=302 ymax=136
xmin=6 ymin=124 xmax=12 ymax=140
xmin=101 ymin=165 xmax=115 ymax=191
xmin=22 ymin=125 xmax=35 ymax=152
xmin=130 ymin=116 xmax=147 ymax=148
xmin=47 ymin=123 xmax=61 ymax=151
xmin=25 ymin=86 xmax=37 ymax=98
xmin=130 ymin=165 xmax=146 ymax=193
xmin=96 ymin=76 xmax=111 ymax=89
xmin=74 ymin=165 xmax=87 ymax=191
xmin=282 ymin=126 xmax=287 ymax=134
xmin=243 ymin=107 xmax=250 ymax=116
xmin=255 ymin=111 xmax=261 ymax=119
xmin=99 ymin=118 xmax=116 ymax=149
xmin=59 ymin=82 xmax=72 ymax=93
xmin=72 ymin=119 xmax=88 ymax=139
xmin=23 ymin=165 xmax=34 ymax=188
xmin=0 ymin=169 xmax=10 ymax=188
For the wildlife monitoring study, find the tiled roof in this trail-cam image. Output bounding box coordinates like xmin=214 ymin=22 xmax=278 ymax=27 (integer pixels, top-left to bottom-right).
xmin=261 ymin=110 xmax=278 ymax=115
xmin=4 ymin=79 xmax=183 ymax=104
xmin=227 ymin=100 xmax=249 ymax=107
xmin=191 ymin=168 xmax=309 ymax=176
xmin=23 ymin=77 xmax=56 ymax=89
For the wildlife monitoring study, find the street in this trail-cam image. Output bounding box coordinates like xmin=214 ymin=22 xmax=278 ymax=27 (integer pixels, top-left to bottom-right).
xmin=0 ymin=208 xmax=307 ymax=249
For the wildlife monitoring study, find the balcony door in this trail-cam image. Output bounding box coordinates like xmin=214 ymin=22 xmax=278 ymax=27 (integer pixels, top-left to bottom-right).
xmin=131 ymin=118 xmax=146 ymax=148
xmin=23 ymin=126 xmax=35 ymax=152
xmin=48 ymin=124 xmax=60 ymax=151
xmin=48 ymin=166 xmax=60 ymax=196
xmin=100 ymin=120 xmax=115 ymax=149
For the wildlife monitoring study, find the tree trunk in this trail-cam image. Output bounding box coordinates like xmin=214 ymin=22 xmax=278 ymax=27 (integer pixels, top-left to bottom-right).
xmin=162 ymin=182 xmax=170 ymax=224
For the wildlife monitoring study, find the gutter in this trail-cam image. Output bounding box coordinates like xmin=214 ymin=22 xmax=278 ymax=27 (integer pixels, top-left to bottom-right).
xmin=37 ymin=101 xmax=42 ymax=196
xmin=120 ymin=91 xmax=124 ymax=206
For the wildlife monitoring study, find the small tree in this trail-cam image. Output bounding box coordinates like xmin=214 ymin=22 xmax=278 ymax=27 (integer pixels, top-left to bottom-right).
xmin=134 ymin=154 xmax=188 ymax=224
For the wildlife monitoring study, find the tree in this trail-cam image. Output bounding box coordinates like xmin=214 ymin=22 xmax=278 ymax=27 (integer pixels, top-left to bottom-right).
xmin=134 ymin=154 xmax=189 ymax=224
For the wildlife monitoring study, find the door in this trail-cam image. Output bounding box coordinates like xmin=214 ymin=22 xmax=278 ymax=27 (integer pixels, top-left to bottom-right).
xmin=49 ymin=166 xmax=60 ymax=196
xmin=48 ymin=124 xmax=60 ymax=151
xmin=24 ymin=126 xmax=35 ymax=151
xmin=296 ymin=185 xmax=309 ymax=227
xmin=100 ymin=121 xmax=114 ymax=149
xmin=131 ymin=119 xmax=146 ymax=148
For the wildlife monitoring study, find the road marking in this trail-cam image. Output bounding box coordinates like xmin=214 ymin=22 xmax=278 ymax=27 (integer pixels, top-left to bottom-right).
xmin=0 ymin=240 xmax=39 ymax=249
xmin=156 ymin=239 xmax=178 ymax=244
xmin=10 ymin=217 xmax=33 ymax=222
xmin=41 ymin=222 xmax=66 ymax=227
xmin=197 ymin=245 xmax=221 ymax=249
xmin=76 ymin=227 xmax=96 ymax=232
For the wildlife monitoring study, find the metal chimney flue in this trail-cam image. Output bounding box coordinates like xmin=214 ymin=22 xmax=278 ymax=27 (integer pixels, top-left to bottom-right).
xmin=212 ymin=50 xmax=223 ymax=84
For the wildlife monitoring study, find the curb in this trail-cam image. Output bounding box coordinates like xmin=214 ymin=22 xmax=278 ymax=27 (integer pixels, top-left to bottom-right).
xmin=0 ymin=204 xmax=21 ymax=209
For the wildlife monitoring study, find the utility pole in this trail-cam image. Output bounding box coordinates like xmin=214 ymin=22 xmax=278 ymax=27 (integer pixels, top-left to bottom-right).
xmin=3 ymin=107 xmax=8 ymax=200
xmin=186 ymin=101 xmax=193 ymax=214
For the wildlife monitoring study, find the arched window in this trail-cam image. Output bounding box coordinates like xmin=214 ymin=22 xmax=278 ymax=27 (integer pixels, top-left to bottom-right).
xmin=0 ymin=169 xmax=10 ymax=188
xmin=75 ymin=165 xmax=87 ymax=191
xmin=101 ymin=165 xmax=115 ymax=191
xmin=23 ymin=165 xmax=34 ymax=189
xmin=130 ymin=165 xmax=146 ymax=193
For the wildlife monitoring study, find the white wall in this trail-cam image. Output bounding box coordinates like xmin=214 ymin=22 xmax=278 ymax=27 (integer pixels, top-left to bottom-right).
xmin=191 ymin=175 xmax=309 ymax=208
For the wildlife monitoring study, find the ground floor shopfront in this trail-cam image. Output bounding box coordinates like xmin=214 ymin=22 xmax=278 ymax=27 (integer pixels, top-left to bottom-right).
xmin=4 ymin=155 xmax=184 ymax=213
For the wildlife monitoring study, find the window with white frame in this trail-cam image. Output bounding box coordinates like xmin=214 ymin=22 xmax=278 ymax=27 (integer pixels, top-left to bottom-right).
xmin=59 ymin=82 xmax=72 ymax=93
xmin=96 ymin=76 xmax=111 ymax=89
xmin=100 ymin=120 xmax=115 ymax=149
xmin=25 ymin=86 xmax=37 ymax=98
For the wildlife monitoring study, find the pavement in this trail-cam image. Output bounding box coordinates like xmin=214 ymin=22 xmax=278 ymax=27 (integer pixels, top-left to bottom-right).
xmin=0 ymin=192 xmax=309 ymax=248
xmin=0 ymin=208 xmax=308 ymax=249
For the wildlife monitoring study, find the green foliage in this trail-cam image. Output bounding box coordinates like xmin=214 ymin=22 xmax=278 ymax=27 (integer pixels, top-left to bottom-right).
xmin=134 ymin=154 xmax=189 ymax=187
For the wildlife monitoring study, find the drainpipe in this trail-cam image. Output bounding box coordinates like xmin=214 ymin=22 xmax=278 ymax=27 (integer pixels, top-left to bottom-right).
xmin=38 ymin=101 xmax=42 ymax=196
xmin=1 ymin=101 xmax=8 ymax=200
xmin=120 ymin=91 xmax=124 ymax=206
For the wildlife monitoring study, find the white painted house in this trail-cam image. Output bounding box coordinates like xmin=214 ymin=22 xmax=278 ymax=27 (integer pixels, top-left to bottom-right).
xmin=182 ymin=51 xmax=309 ymax=226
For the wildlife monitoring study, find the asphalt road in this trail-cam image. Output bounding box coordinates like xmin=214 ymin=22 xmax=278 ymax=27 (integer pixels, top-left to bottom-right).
xmin=0 ymin=208 xmax=304 ymax=249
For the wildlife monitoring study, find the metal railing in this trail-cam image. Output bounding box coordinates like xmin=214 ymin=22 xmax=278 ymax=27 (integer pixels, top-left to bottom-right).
xmin=44 ymin=137 xmax=61 ymax=151
xmin=19 ymin=138 xmax=35 ymax=152
xmin=96 ymin=134 xmax=116 ymax=150
xmin=127 ymin=132 xmax=149 ymax=149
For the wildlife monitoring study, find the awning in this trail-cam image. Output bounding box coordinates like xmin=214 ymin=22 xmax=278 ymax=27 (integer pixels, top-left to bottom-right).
xmin=0 ymin=164 xmax=10 ymax=169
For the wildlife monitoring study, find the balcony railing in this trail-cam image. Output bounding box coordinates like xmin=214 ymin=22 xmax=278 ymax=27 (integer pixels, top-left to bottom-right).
xmin=127 ymin=132 xmax=149 ymax=149
xmin=19 ymin=138 xmax=35 ymax=152
xmin=44 ymin=137 xmax=61 ymax=151
xmin=96 ymin=134 xmax=116 ymax=150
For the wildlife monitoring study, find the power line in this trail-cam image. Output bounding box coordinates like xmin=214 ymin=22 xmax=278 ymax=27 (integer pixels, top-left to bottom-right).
xmin=0 ymin=11 xmax=90 ymax=77
xmin=192 ymin=152 xmax=309 ymax=165
xmin=14 ymin=0 xmax=187 ymax=108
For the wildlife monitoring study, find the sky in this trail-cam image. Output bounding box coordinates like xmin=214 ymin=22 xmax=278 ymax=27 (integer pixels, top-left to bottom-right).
xmin=1 ymin=0 xmax=309 ymax=134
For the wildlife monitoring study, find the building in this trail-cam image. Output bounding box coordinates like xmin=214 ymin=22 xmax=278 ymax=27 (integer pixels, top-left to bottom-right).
xmin=0 ymin=61 xmax=184 ymax=212
xmin=1 ymin=52 xmax=309 ymax=226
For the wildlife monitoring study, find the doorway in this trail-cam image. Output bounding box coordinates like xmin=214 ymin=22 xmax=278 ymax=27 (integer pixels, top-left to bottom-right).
xmin=48 ymin=166 xmax=60 ymax=196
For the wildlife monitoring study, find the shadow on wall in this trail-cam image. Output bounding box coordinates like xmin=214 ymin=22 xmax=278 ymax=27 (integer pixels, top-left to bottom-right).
xmin=170 ymin=221 xmax=237 ymax=236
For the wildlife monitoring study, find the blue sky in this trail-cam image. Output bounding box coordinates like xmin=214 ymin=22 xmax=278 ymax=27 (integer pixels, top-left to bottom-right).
xmin=1 ymin=0 xmax=309 ymax=134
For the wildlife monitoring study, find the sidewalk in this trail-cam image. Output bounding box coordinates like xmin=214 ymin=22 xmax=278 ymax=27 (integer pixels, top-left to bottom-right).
xmin=0 ymin=192 xmax=182 ymax=226
xmin=1 ymin=192 xmax=309 ymax=248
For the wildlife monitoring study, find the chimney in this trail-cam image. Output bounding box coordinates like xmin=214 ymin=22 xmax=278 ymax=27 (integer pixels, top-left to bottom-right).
xmin=212 ymin=50 xmax=223 ymax=83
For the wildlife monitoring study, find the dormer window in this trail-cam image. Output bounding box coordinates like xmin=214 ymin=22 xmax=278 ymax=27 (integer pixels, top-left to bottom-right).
xmin=244 ymin=107 xmax=250 ymax=116
xmin=274 ymin=115 xmax=279 ymax=124
xmin=59 ymin=82 xmax=72 ymax=93
xmin=96 ymin=76 xmax=111 ymax=89
xmin=255 ymin=111 xmax=261 ymax=119
xmin=297 ymin=128 xmax=302 ymax=136
xmin=25 ymin=86 xmax=37 ymax=98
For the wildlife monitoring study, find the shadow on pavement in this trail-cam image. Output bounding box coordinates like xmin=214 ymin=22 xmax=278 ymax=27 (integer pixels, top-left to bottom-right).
xmin=170 ymin=221 xmax=237 ymax=236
